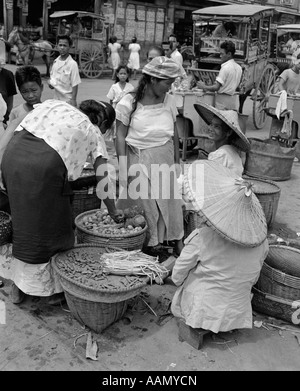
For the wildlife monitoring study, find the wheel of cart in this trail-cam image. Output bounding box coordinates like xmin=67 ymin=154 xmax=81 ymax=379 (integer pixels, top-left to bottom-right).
xmin=49 ymin=10 xmax=106 ymax=79
xmin=79 ymin=43 xmax=105 ymax=79
xmin=189 ymin=4 xmax=278 ymax=130
xmin=252 ymin=63 xmax=276 ymax=129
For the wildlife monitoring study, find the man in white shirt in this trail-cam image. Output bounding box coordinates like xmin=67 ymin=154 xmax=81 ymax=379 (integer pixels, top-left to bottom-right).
xmin=48 ymin=35 xmax=81 ymax=107
xmin=197 ymin=41 xmax=242 ymax=110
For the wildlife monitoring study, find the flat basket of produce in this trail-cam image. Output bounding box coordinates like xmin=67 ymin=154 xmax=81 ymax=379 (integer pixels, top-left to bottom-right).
xmin=0 ymin=211 xmax=12 ymax=246
xmin=51 ymin=244 xmax=151 ymax=333
xmin=75 ymin=208 xmax=148 ymax=251
xmin=252 ymin=286 xmax=300 ymax=326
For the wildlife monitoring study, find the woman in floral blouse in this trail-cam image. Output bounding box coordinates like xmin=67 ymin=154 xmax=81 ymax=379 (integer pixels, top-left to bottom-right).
xmin=0 ymin=99 xmax=124 ymax=305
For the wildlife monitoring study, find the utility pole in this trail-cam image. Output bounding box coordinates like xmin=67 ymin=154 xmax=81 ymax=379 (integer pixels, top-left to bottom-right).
xmin=43 ymin=0 xmax=48 ymax=40
xmin=94 ymin=0 xmax=101 ymax=14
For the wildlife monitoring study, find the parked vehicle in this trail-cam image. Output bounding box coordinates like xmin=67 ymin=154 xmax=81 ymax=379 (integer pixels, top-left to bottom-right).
xmin=49 ymin=10 xmax=106 ymax=79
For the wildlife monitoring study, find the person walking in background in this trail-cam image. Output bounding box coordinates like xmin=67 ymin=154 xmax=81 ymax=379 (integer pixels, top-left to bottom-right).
xmin=196 ymin=40 xmax=242 ymax=111
xmin=108 ymin=36 xmax=121 ymax=80
xmin=115 ymin=56 xmax=184 ymax=258
xmin=48 ymin=35 xmax=81 ymax=107
xmin=127 ymin=37 xmax=141 ymax=80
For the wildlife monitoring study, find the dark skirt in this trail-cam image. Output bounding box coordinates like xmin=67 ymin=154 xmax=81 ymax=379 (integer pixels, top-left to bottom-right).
xmin=1 ymin=129 xmax=75 ymax=264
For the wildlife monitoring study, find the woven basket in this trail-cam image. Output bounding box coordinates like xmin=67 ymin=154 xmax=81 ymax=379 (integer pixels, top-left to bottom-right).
xmin=256 ymin=262 xmax=300 ymax=301
xmin=252 ymin=286 xmax=300 ymax=326
xmin=64 ymin=290 xmax=129 ymax=333
xmin=265 ymin=245 xmax=300 ymax=278
xmin=72 ymin=187 xmax=101 ymax=221
xmin=52 ymin=244 xmax=149 ymax=333
xmin=243 ymin=176 xmax=281 ymax=227
xmin=75 ymin=210 xmax=148 ymax=251
xmin=0 ymin=211 xmax=12 ymax=245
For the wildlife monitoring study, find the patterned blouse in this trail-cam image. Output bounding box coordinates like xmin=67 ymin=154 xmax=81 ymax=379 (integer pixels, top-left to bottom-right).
xmin=15 ymin=99 xmax=108 ymax=181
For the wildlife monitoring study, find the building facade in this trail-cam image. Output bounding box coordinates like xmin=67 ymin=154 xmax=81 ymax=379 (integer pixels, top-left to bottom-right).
xmin=1 ymin=0 xmax=300 ymax=56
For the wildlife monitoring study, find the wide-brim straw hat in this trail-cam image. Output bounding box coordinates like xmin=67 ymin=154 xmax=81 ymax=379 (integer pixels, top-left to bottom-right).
xmin=184 ymin=160 xmax=267 ymax=247
xmin=194 ymin=102 xmax=250 ymax=152
xmin=142 ymin=56 xmax=182 ymax=79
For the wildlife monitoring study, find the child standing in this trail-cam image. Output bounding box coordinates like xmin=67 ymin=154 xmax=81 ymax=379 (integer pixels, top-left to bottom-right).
xmin=106 ymin=65 xmax=134 ymax=155
xmin=48 ymin=34 xmax=81 ymax=107
xmin=9 ymin=65 xmax=43 ymax=128
xmin=106 ymin=65 xmax=134 ymax=152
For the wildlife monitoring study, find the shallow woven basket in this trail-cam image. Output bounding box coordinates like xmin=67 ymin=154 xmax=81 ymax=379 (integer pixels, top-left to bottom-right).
xmin=52 ymin=244 xmax=149 ymax=333
xmin=256 ymin=261 xmax=300 ymax=301
xmin=265 ymin=245 xmax=300 ymax=278
xmin=0 ymin=211 xmax=12 ymax=246
xmin=75 ymin=209 xmax=148 ymax=251
xmin=72 ymin=188 xmax=101 ymax=221
xmin=243 ymin=176 xmax=281 ymax=227
xmin=252 ymin=286 xmax=300 ymax=326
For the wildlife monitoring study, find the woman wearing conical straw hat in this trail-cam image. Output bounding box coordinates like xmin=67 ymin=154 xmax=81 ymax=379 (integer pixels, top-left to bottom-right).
xmin=194 ymin=101 xmax=250 ymax=177
xmin=179 ymin=102 xmax=251 ymax=212
xmin=171 ymin=160 xmax=269 ymax=334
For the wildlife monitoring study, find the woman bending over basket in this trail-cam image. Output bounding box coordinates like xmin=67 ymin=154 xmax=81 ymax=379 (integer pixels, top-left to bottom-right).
xmin=115 ymin=56 xmax=184 ymax=257
xmin=171 ymin=160 xmax=269 ymax=335
xmin=0 ymin=99 xmax=124 ymax=305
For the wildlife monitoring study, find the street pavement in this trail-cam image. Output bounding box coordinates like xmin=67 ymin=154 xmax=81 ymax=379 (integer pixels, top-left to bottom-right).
xmin=0 ymin=62 xmax=300 ymax=372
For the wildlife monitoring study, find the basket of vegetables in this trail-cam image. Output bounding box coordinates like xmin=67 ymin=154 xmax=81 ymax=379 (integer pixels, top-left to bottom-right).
xmin=0 ymin=211 xmax=12 ymax=246
xmin=75 ymin=207 xmax=148 ymax=251
xmin=52 ymin=244 xmax=150 ymax=333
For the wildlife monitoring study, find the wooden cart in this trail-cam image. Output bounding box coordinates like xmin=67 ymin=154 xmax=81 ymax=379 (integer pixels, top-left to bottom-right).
xmin=49 ymin=10 xmax=106 ymax=79
xmin=179 ymin=4 xmax=278 ymax=132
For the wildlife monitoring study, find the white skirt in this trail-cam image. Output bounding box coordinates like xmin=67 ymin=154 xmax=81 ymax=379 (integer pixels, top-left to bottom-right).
xmin=0 ymin=244 xmax=63 ymax=296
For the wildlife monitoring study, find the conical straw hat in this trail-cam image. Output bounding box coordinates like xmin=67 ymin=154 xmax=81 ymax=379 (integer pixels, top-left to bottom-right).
xmin=184 ymin=160 xmax=267 ymax=247
xmin=194 ymin=102 xmax=250 ymax=152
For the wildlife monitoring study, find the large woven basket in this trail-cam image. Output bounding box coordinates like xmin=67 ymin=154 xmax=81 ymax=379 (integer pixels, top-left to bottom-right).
xmin=75 ymin=209 xmax=148 ymax=251
xmin=72 ymin=187 xmax=101 ymax=222
xmin=0 ymin=211 xmax=12 ymax=246
xmin=52 ymin=244 xmax=149 ymax=333
xmin=265 ymin=245 xmax=300 ymax=278
xmin=252 ymin=286 xmax=300 ymax=326
xmin=256 ymin=261 xmax=300 ymax=301
xmin=243 ymin=176 xmax=281 ymax=227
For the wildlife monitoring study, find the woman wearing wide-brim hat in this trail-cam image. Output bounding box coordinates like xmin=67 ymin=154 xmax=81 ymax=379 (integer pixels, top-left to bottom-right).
xmin=171 ymin=160 xmax=269 ymax=334
xmin=115 ymin=56 xmax=184 ymax=257
xmin=194 ymin=101 xmax=250 ymax=177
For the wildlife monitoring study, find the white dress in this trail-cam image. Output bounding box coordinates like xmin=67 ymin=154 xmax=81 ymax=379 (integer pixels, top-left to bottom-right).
xmin=127 ymin=43 xmax=141 ymax=70
xmin=108 ymin=42 xmax=121 ymax=70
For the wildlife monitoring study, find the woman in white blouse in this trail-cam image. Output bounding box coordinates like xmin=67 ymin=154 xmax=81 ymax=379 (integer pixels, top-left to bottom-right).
xmin=194 ymin=102 xmax=250 ymax=177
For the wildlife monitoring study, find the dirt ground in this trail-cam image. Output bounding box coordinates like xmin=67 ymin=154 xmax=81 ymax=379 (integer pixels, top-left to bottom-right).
xmin=1 ymin=65 xmax=300 ymax=372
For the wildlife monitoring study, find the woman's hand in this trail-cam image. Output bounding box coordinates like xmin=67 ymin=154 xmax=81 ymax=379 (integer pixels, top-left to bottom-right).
xmin=110 ymin=208 xmax=124 ymax=223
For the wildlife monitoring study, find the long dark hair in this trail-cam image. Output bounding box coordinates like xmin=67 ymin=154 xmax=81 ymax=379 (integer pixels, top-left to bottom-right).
xmin=114 ymin=65 xmax=130 ymax=83
xmin=79 ymin=100 xmax=115 ymax=129
xmin=128 ymin=74 xmax=152 ymax=125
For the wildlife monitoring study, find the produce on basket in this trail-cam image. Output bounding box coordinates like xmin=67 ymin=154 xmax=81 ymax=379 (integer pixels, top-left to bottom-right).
xmin=101 ymin=250 xmax=170 ymax=284
xmin=54 ymin=248 xmax=148 ymax=290
xmin=78 ymin=208 xmax=146 ymax=235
